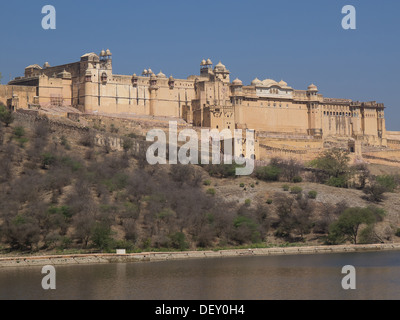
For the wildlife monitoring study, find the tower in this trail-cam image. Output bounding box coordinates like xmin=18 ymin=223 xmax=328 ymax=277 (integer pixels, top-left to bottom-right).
xmin=200 ymin=59 xmax=213 ymax=78
xmin=100 ymin=49 xmax=112 ymax=70
xmin=307 ymin=84 xmax=322 ymax=137
xmin=214 ymin=61 xmax=230 ymax=83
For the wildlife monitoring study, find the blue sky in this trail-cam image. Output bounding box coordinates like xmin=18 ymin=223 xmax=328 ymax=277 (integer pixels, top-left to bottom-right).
xmin=1 ymin=0 xmax=399 ymax=130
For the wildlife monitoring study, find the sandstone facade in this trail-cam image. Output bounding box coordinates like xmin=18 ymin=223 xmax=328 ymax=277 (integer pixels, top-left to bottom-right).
xmin=3 ymin=50 xmax=390 ymax=159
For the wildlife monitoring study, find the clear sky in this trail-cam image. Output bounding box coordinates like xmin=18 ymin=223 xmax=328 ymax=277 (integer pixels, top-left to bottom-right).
xmin=1 ymin=0 xmax=399 ymax=130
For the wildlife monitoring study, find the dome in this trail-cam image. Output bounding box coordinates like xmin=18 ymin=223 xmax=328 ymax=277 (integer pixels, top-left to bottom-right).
xmin=206 ymin=59 xmax=213 ymax=65
xmin=308 ymin=83 xmax=318 ymax=91
xmin=279 ymin=80 xmax=288 ymax=87
xmin=43 ymin=62 xmax=51 ymax=69
xmin=132 ymin=73 xmax=138 ymax=78
xmin=148 ymin=68 xmax=153 ymax=74
xmin=142 ymin=69 xmax=148 ymax=75
xmin=251 ymin=78 xmax=262 ymax=86
xmin=232 ymin=78 xmax=243 ymax=86
xmin=169 ymin=75 xmax=175 ymax=81
xmin=105 ymin=49 xmax=112 ymax=56
xmin=262 ymin=79 xmax=278 ymax=87
xmin=215 ymin=61 xmax=226 ymax=70
xmin=25 ymin=64 xmax=42 ymax=70
xmin=150 ymin=73 xmax=157 ymax=79
xmin=100 ymin=50 xmax=106 ymax=57
xmin=200 ymin=59 xmax=206 ymax=66
xmin=157 ymin=70 xmax=167 ymax=78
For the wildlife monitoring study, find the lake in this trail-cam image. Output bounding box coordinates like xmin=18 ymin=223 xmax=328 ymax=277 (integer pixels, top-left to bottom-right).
xmin=1 ymin=250 xmax=400 ymax=300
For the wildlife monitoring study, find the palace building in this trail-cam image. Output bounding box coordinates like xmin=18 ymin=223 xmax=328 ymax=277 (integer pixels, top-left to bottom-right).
xmin=4 ymin=49 xmax=387 ymax=150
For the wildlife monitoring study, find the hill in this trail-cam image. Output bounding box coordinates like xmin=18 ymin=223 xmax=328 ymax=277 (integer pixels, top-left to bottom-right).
xmin=0 ymin=113 xmax=399 ymax=256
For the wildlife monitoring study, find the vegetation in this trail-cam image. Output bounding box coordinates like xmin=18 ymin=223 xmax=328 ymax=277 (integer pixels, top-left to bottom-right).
xmin=308 ymin=191 xmax=318 ymax=199
xmin=0 ymin=104 xmax=14 ymax=127
xmin=310 ymin=148 xmax=350 ymax=187
xmin=255 ymin=165 xmax=281 ymax=182
xmin=290 ymin=186 xmax=303 ymax=195
xmin=327 ymin=207 xmax=385 ymax=245
xmin=0 ymin=118 xmax=397 ymax=254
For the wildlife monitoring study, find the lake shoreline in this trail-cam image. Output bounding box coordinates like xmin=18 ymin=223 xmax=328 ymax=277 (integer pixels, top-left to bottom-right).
xmin=1 ymin=243 xmax=400 ymax=269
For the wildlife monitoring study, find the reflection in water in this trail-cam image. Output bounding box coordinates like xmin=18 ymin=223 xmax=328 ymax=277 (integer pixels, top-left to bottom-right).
xmin=1 ymin=251 xmax=400 ymax=300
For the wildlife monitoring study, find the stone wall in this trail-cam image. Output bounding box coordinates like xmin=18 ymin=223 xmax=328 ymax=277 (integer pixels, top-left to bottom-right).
xmin=0 ymin=85 xmax=37 ymax=110
xmin=13 ymin=111 xmax=151 ymax=157
xmin=1 ymin=244 xmax=400 ymax=268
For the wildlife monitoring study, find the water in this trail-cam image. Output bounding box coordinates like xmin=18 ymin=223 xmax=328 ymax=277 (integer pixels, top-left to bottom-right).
xmin=1 ymin=251 xmax=400 ymax=300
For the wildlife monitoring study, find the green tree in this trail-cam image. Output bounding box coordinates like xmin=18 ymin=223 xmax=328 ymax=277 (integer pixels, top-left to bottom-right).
xmin=169 ymin=232 xmax=189 ymax=250
xmin=91 ymin=222 xmax=114 ymax=251
xmin=310 ymin=148 xmax=350 ymax=187
xmin=363 ymin=182 xmax=387 ymax=203
xmin=327 ymin=207 xmax=377 ymax=245
xmin=0 ymin=104 xmax=14 ymax=127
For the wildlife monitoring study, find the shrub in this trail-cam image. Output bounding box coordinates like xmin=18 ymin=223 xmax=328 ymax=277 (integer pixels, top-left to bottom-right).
xmin=395 ymin=229 xmax=400 ymax=238
xmin=60 ymin=135 xmax=71 ymax=150
xmin=79 ymin=131 xmax=94 ymax=147
xmin=293 ymin=176 xmax=303 ymax=183
xmin=127 ymin=132 xmax=139 ymax=139
xmin=255 ymin=165 xmax=281 ymax=182
xmin=0 ymin=105 xmax=14 ymax=127
xmin=169 ymin=232 xmax=188 ymax=251
xmin=266 ymin=199 xmax=273 ymax=205
xmin=110 ymin=124 xmax=119 ymax=133
xmin=240 ymin=183 xmax=245 ymax=188
xmin=122 ymin=138 xmax=133 ymax=152
xmin=41 ymin=153 xmax=56 ymax=169
xmin=203 ymin=180 xmax=211 ymax=186
xmin=250 ymin=183 xmax=255 ymax=188
xmin=290 ymin=186 xmax=303 ymax=194
xmin=245 ymin=199 xmax=251 ymax=206
xmin=376 ymin=175 xmax=398 ymax=193
xmin=308 ymin=190 xmax=318 ymax=199
xmin=233 ymin=215 xmax=261 ymax=244
xmin=363 ymin=183 xmax=386 ymax=203
xmin=326 ymin=176 xmax=348 ymax=188
xmin=16 ymin=137 xmax=29 ymax=148
xmin=13 ymin=126 xmax=25 ymax=138
xmin=203 ymin=164 xmax=239 ymax=178
xmin=91 ymin=223 xmax=114 ymax=251
xmin=282 ymin=184 xmax=290 ymax=191
xmin=103 ymin=173 xmax=129 ymax=192
xmin=206 ymin=188 xmax=216 ymax=196
xmin=270 ymin=158 xmax=303 ymax=182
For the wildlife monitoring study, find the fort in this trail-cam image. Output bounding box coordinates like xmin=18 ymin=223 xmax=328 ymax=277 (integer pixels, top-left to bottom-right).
xmin=1 ymin=49 xmax=399 ymax=163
